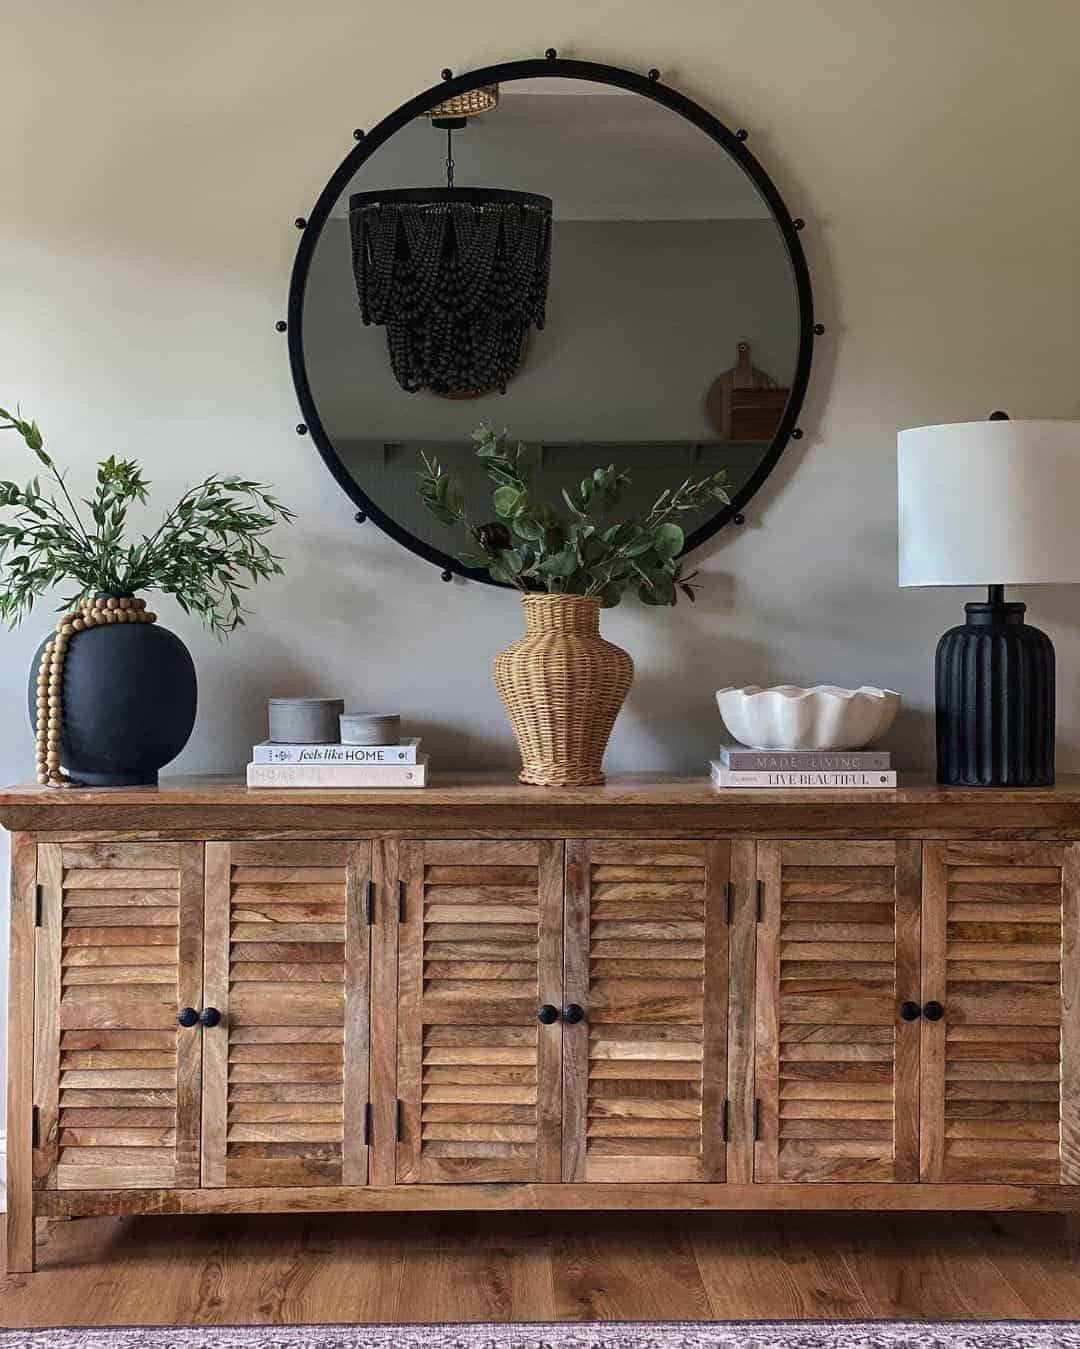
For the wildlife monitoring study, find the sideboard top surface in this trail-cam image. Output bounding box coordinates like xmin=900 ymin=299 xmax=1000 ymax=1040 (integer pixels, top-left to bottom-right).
xmin=7 ymin=771 xmax=1080 ymax=806
xmin=5 ymin=772 xmax=1080 ymax=836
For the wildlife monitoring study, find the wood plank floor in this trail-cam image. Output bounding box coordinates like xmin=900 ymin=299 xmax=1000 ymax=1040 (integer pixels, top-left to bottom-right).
xmin=2 ymin=1212 xmax=1080 ymax=1326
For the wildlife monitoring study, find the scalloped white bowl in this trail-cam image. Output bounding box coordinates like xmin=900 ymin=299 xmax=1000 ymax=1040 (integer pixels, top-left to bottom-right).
xmin=716 ymin=684 xmax=901 ymax=751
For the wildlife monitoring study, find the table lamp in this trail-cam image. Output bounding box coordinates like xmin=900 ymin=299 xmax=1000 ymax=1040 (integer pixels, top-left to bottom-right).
xmin=898 ymin=415 xmax=1080 ymax=787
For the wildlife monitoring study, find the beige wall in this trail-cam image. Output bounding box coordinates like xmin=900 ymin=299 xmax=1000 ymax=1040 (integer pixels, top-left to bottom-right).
xmin=3 ymin=0 xmax=1080 ymax=1105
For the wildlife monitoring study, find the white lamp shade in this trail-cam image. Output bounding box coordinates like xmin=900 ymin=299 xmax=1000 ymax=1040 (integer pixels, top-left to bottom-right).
xmin=898 ymin=419 xmax=1080 ymax=587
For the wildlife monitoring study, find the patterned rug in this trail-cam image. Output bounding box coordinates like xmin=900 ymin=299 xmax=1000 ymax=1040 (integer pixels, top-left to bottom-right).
xmin=1 ymin=1325 xmax=1079 ymax=1348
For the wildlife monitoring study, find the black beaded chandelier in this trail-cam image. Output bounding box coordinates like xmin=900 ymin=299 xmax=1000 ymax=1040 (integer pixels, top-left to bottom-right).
xmin=349 ymin=115 xmax=552 ymax=397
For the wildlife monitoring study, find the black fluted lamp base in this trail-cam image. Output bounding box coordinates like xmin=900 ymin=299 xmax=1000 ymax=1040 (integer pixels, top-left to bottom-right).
xmin=935 ymin=594 xmax=1055 ymax=787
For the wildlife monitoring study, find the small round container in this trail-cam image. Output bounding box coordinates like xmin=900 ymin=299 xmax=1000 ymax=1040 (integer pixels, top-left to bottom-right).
xmin=339 ymin=712 xmax=400 ymax=746
xmin=268 ymin=697 xmax=345 ymax=744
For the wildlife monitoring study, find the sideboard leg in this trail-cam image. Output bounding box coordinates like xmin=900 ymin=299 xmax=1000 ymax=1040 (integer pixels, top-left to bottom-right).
xmin=6 ymin=1199 xmax=35 ymax=1274
xmin=6 ymin=833 xmax=36 ymax=1274
xmin=1063 ymin=1213 xmax=1080 ymax=1243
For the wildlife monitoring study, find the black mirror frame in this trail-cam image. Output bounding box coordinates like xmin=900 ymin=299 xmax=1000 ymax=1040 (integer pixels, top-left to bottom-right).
xmin=285 ymin=55 xmax=817 ymax=585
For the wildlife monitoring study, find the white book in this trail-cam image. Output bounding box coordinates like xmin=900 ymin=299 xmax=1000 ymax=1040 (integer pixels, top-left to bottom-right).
xmin=247 ymin=757 xmax=428 ymax=789
xmin=252 ymin=737 xmax=421 ymax=765
xmin=711 ymin=763 xmax=896 ymax=789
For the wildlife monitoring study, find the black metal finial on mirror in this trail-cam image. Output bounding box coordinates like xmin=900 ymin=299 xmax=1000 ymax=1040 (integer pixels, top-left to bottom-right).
xmin=275 ymin=320 xmax=287 ymax=332
xmin=440 ymin=569 xmax=453 ymax=583
xmin=296 ymin=424 xmax=307 ymax=436
xmin=791 ymin=428 xmax=804 ymax=440
xmin=294 ymin=216 xmax=307 ymax=230
xmin=353 ymin=129 xmax=365 ymax=141
xmin=989 ymin=410 xmax=1010 ymax=420
xmin=286 ymin=56 xmax=816 ymax=585
xmin=354 ymin=510 xmax=367 ymax=524
xmin=813 ymin=323 xmax=825 ymax=335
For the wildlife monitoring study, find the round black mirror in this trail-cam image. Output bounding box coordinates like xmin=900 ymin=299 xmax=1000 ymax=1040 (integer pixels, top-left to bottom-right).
xmin=287 ymin=57 xmax=815 ymax=583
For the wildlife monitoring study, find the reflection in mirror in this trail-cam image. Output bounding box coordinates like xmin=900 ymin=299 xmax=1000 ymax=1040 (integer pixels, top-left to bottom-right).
xmin=301 ymin=77 xmax=802 ymax=567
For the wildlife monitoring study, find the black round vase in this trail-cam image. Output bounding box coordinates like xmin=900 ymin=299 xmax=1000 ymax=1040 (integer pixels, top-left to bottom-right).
xmin=28 ymin=618 xmax=197 ymax=786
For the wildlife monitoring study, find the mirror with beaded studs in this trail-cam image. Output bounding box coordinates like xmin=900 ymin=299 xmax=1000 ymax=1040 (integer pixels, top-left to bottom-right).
xmin=290 ymin=59 xmax=814 ymax=581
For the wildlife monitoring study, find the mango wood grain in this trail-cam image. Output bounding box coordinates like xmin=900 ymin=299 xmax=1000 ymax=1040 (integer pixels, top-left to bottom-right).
xmin=893 ymin=841 xmax=922 ymax=1182
xmin=725 ymin=840 xmax=757 ymax=1185
xmin=342 ymin=841 xmax=372 ymax=1186
xmin=561 ymin=840 xmax=589 ymax=1184
xmin=1063 ymin=843 xmax=1080 ymax=1183
xmin=200 ymin=844 xmax=230 ymax=1187
xmin=369 ymin=838 xmax=399 ymax=1188
xmin=7 ymin=833 xmax=37 ymax=1272
xmin=11 ymin=773 xmax=1080 ymax=840
xmin=174 ymin=844 xmax=204 ymax=1187
xmin=536 ymin=840 xmax=563 ymax=1184
xmin=32 ymin=844 xmax=62 ymax=1191
xmin=32 ymin=1181 xmax=1080 ymax=1218
xmin=753 ymin=841 xmax=782 ymax=1182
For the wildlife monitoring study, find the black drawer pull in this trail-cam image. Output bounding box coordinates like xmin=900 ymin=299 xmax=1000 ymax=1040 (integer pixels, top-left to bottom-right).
xmin=537 ymin=1004 xmax=558 ymax=1025
xmin=200 ymin=1007 xmax=222 ymax=1028
xmin=562 ymin=1004 xmax=585 ymax=1024
xmin=923 ymin=1000 xmax=945 ymax=1022
xmin=898 ymin=1001 xmax=921 ymax=1022
xmin=177 ymin=1007 xmax=199 ymax=1028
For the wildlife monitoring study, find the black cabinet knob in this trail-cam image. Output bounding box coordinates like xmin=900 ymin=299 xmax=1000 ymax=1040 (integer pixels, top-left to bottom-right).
xmin=563 ymin=1004 xmax=585 ymax=1024
xmin=177 ymin=1007 xmax=199 ymax=1028
xmin=923 ymin=1000 xmax=945 ymax=1022
xmin=200 ymin=1007 xmax=222 ymax=1028
xmin=537 ymin=1004 xmax=558 ymax=1025
xmin=898 ymin=1001 xmax=921 ymax=1022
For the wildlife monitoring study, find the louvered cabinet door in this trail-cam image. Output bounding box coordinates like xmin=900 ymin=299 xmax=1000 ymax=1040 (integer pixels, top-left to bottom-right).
xmin=921 ymin=841 xmax=1080 ymax=1184
xmin=33 ymin=842 xmax=203 ymax=1190
xmin=563 ymin=840 xmax=730 ymax=1183
xmin=754 ymin=840 xmax=921 ymax=1183
xmin=202 ymin=842 xmax=371 ymax=1187
xmin=396 ymin=840 xmax=564 ymax=1183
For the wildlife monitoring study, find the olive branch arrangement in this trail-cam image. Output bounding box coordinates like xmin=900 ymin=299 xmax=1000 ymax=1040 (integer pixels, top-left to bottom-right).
xmin=418 ymin=424 xmax=730 ymax=606
xmin=0 ymin=408 xmax=295 ymax=635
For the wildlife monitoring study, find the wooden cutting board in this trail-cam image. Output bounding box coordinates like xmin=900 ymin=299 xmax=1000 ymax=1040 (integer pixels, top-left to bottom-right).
xmin=706 ymin=340 xmax=780 ymax=439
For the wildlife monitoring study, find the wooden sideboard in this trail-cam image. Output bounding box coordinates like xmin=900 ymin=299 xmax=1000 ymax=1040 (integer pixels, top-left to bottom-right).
xmin=5 ymin=771 xmax=1080 ymax=1272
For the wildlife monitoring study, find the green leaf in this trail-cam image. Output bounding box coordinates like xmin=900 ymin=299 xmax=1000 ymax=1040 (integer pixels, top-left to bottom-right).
xmin=638 ymin=571 xmax=676 ymax=605
xmin=624 ymin=533 xmax=655 ymax=558
xmin=578 ymin=534 xmax=608 ymax=565
xmin=493 ymin=485 xmax=521 ymax=518
xmin=653 ymin=522 xmax=684 ymax=561
xmin=509 ymin=513 xmax=542 ymax=541
xmin=443 ymin=478 xmax=465 ymax=519
xmin=538 ymin=548 xmax=577 ymax=579
xmin=498 ymin=548 xmax=524 ymax=576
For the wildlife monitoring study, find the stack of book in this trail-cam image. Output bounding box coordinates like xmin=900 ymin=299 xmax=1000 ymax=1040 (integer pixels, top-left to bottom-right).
xmin=246 ymin=737 xmax=428 ymax=789
xmin=710 ymin=744 xmax=895 ymax=789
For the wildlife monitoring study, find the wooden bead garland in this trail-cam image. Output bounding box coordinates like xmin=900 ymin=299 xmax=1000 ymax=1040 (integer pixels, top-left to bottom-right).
xmin=35 ymin=595 xmax=157 ymax=787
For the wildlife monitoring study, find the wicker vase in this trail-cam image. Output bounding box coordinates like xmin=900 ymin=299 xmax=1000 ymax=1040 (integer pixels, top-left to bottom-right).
xmin=494 ymin=594 xmax=634 ymax=786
